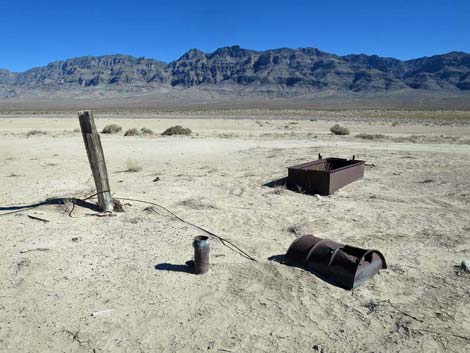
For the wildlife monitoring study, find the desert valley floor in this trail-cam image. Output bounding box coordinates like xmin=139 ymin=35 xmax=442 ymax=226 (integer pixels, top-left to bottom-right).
xmin=0 ymin=110 xmax=469 ymax=353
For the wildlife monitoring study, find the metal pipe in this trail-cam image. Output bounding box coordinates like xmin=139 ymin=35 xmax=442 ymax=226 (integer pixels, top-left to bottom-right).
xmin=193 ymin=235 xmax=210 ymax=274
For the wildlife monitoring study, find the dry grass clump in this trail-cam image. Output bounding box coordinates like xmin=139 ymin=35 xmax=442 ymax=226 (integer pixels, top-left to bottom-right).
xmin=57 ymin=198 xmax=74 ymax=215
xmin=124 ymin=128 xmax=140 ymax=136
xmin=161 ymin=125 xmax=192 ymax=136
xmin=330 ymin=124 xmax=350 ymax=135
xmin=140 ymin=127 xmax=154 ymax=135
xmin=356 ymin=133 xmax=387 ymax=140
xmin=26 ymin=130 xmax=47 ymax=137
xmin=180 ymin=198 xmax=215 ymax=210
xmin=102 ymin=124 xmax=122 ymax=134
xmin=126 ymin=159 xmax=142 ymax=172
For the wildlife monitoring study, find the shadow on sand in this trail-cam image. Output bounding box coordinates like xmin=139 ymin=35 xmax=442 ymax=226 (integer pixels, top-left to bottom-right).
xmin=154 ymin=261 xmax=194 ymax=274
xmin=0 ymin=197 xmax=100 ymax=214
xmin=262 ymin=177 xmax=288 ymax=188
xmin=268 ymin=253 xmax=349 ymax=290
xmin=267 ymin=254 xmax=285 ymax=264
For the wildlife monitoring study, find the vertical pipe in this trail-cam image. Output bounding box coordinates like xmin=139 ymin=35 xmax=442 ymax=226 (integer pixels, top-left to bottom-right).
xmin=193 ymin=236 xmax=210 ymax=274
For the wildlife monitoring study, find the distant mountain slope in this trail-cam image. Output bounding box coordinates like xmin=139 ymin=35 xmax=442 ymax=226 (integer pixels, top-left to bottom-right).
xmin=13 ymin=55 xmax=168 ymax=87
xmin=0 ymin=47 xmax=469 ymax=93
xmin=0 ymin=69 xmax=16 ymax=84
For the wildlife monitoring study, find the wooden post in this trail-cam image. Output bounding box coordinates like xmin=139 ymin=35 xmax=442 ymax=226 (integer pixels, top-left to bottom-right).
xmin=78 ymin=111 xmax=114 ymax=212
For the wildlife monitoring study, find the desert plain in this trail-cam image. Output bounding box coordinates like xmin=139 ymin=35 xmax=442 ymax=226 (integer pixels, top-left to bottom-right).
xmin=0 ymin=109 xmax=469 ymax=353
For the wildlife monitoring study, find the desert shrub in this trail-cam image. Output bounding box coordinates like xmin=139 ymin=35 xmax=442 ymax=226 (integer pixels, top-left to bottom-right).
xmin=26 ymin=130 xmax=47 ymax=137
xmin=126 ymin=159 xmax=142 ymax=172
xmin=161 ymin=125 xmax=192 ymax=136
xmin=124 ymin=128 xmax=140 ymax=136
xmin=140 ymin=127 xmax=154 ymax=135
xmin=356 ymin=133 xmax=386 ymax=140
xmin=330 ymin=124 xmax=350 ymax=135
xmin=102 ymin=124 xmax=122 ymax=134
xmin=391 ymin=121 xmax=400 ymax=127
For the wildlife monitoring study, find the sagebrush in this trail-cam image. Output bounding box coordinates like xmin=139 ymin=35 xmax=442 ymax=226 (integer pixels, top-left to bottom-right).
xmin=330 ymin=124 xmax=350 ymax=135
xmin=102 ymin=124 xmax=122 ymax=134
xmin=140 ymin=127 xmax=154 ymax=135
xmin=161 ymin=125 xmax=192 ymax=136
xmin=124 ymin=128 xmax=140 ymax=136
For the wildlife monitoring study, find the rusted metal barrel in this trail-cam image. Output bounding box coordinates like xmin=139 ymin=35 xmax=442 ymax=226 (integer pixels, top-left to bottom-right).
xmin=285 ymin=235 xmax=386 ymax=289
xmin=193 ymin=236 xmax=210 ymax=275
xmin=285 ymin=235 xmax=324 ymax=267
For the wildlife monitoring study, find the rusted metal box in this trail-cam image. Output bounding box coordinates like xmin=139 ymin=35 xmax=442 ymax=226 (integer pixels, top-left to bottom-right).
xmin=287 ymin=157 xmax=364 ymax=195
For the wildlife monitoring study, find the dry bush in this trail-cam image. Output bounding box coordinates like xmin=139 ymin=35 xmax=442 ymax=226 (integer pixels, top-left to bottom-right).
xmin=161 ymin=125 xmax=192 ymax=136
xmin=356 ymin=133 xmax=387 ymax=140
xmin=26 ymin=130 xmax=47 ymax=137
xmin=102 ymin=124 xmax=122 ymax=134
xmin=124 ymin=128 xmax=140 ymax=136
xmin=330 ymin=124 xmax=350 ymax=135
xmin=140 ymin=127 xmax=154 ymax=135
xmin=126 ymin=159 xmax=142 ymax=172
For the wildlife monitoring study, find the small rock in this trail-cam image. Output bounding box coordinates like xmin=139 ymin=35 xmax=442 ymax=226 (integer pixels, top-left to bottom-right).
xmin=314 ymin=194 xmax=322 ymax=200
xmin=460 ymin=260 xmax=470 ymax=272
xmin=113 ymin=199 xmax=124 ymax=212
xmin=153 ymin=176 xmax=160 ymax=182
xmin=91 ymin=309 xmax=114 ymax=317
xmin=313 ymin=344 xmax=324 ymax=352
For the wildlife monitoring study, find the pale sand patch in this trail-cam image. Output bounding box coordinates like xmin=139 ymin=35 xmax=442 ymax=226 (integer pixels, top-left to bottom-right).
xmin=0 ymin=114 xmax=469 ymax=353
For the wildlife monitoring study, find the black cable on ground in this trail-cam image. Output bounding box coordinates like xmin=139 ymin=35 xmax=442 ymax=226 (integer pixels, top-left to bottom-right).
xmin=0 ymin=206 xmax=37 ymax=217
xmin=0 ymin=190 xmax=258 ymax=262
xmin=115 ymin=196 xmax=258 ymax=262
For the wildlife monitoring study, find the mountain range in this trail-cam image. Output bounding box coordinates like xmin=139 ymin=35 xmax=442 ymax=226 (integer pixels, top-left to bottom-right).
xmin=1 ymin=46 xmax=469 ymax=94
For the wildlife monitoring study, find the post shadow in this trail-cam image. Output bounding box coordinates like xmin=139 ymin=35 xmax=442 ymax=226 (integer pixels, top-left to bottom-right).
xmin=0 ymin=197 xmax=100 ymax=213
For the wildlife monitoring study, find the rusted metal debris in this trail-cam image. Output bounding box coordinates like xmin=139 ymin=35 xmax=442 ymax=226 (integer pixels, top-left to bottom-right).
xmin=193 ymin=236 xmax=210 ymax=274
xmin=287 ymin=156 xmax=365 ymax=195
xmin=285 ymin=235 xmax=386 ymax=289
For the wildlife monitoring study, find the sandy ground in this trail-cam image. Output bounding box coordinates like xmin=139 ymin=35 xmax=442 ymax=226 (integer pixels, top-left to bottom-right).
xmin=0 ymin=112 xmax=469 ymax=353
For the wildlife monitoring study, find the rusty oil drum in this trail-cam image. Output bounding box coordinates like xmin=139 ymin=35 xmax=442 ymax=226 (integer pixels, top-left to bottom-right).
xmin=285 ymin=235 xmax=386 ymax=289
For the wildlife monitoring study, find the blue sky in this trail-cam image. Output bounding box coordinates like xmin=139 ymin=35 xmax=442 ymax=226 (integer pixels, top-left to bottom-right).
xmin=0 ymin=0 xmax=468 ymax=72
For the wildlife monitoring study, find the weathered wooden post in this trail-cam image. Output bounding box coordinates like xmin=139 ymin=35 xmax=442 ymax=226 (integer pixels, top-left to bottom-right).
xmin=78 ymin=111 xmax=114 ymax=212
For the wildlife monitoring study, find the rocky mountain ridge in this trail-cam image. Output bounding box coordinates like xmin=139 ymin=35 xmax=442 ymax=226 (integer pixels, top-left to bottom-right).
xmin=1 ymin=46 xmax=469 ymax=93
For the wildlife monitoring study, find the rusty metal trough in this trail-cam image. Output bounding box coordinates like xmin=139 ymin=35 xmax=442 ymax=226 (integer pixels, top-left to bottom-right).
xmin=287 ymin=156 xmax=365 ymax=195
xmin=285 ymin=235 xmax=386 ymax=289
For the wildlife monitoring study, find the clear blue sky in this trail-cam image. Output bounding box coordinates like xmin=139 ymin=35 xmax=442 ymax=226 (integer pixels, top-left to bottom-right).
xmin=1 ymin=0 xmax=469 ymax=72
